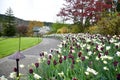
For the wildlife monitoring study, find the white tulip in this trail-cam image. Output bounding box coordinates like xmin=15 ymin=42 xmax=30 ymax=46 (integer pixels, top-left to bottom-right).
xmin=106 ymin=46 xmax=111 ymax=50
xmin=116 ymin=51 xmax=120 ymax=57
xmin=9 ymin=72 xmax=16 ymax=79
xmin=103 ymin=61 xmax=107 ymax=64
xmin=19 ymin=64 xmax=24 ymax=68
xmin=85 ymin=71 xmax=89 ymax=75
xmin=33 ymin=73 xmax=41 ymax=79
xmin=58 ymin=71 xmax=64 ymax=77
xmin=0 ymin=75 xmax=8 ymax=80
xmin=86 ymin=67 xmax=98 ymax=75
xmin=103 ymin=66 xmax=109 ymax=71
xmin=88 ymin=51 xmax=92 ymax=56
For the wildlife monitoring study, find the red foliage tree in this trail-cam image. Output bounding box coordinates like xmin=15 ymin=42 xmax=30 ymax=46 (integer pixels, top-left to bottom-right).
xmin=17 ymin=25 xmax=28 ymax=36
xmin=57 ymin=0 xmax=112 ymax=26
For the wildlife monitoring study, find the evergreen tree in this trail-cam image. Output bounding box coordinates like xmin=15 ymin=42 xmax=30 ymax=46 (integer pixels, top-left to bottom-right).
xmin=3 ymin=7 xmax=16 ymax=36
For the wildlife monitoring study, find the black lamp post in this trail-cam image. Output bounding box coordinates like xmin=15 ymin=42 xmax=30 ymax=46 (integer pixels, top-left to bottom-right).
xmin=8 ymin=34 xmax=25 ymax=80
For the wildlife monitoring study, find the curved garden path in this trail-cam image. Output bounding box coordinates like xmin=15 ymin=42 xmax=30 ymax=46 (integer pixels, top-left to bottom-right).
xmin=0 ymin=38 xmax=61 ymax=79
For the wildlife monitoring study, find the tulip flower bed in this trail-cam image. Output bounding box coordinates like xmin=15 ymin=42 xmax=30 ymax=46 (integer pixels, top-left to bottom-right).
xmin=43 ymin=34 xmax=63 ymax=40
xmin=10 ymin=33 xmax=120 ymax=80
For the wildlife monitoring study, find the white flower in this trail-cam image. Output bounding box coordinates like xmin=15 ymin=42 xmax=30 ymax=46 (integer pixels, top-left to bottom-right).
xmin=42 ymin=57 xmax=46 ymax=61
xmin=43 ymin=51 xmax=48 ymax=56
xmin=58 ymin=71 xmax=64 ymax=77
xmin=58 ymin=54 xmax=61 ymax=58
xmin=82 ymin=44 xmax=86 ymax=48
xmin=96 ymin=57 xmax=99 ymax=60
xmin=9 ymin=72 xmax=16 ymax=79
xmin=103 ymin=61 xmax=107 ymax=64
xmin=88 ymin=51 xmax=92 ymax=56
xmin=72 ymin=49 xmax=75 ymax=53
xmin=58 ymin=48 xmax=62 ymax=53
xmin=58 ymin=44 xmax=62 ymax=48
xmin=97 ymin=45 xmax=102 ymax=52
xmin=86 ymin=39 xmax=91 ymax=42
xmin=114 ymin=43 xmax=119 ymax=46
xmin=77 ymin=42 xmax=80 ymax=45
xmin=87 ymin=45 xmax=91 ymax=49
xmin=93 ymin=51 xmax=96 ymax=55
xmin=116 ymin=51 xmax=120 ymax=57
xmin=113 ymin=35 xmax=117 ymax=38
xmin=103 ymin=66 xmax=109 ymax=71
xmin=86 ymin=67 xmax=98 ymax=75
xmin=19 ymin=64 xmax=24 ymax=68
xmin=106 ymin=46 xmax=111 ymax=50
xmin=101 ymin=55 xmax=113 ymax=60
xmin=76 ymin=58 xmax=81 ymax=62
xmin=110 ymin=38 xmax=116 ymax=43
xmin=107 ymin=56 xmax=113 ymax=60
xmin=48 ymin=54 xmax=53 ymax=57
xmin=63 ymin=40 xmax=66 ymax=44
xmin=0 ymin=75 xmax=8 ymax=80
xmin=85 ymin=56 xmax=89 ymax=59
xmin=33 ymin=73 xmax=41 ymax=79
xmin=31 ymin=63 xmax=35 ymax=67
xmin=38 ymin=58 xmax=41 ymax=63
xmin=85 ymin=71 xmax=89 ymax=75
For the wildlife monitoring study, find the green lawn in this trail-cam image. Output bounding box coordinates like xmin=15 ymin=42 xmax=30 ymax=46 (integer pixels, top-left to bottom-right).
xmin=0 ymin=37 xmax=42 ymax=58
xmin=0 ymin=38 xmax=6 ymax=41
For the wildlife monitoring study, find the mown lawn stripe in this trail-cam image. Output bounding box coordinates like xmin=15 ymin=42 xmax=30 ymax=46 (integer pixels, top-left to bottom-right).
xmin=0 ymin=37 xmax=42 ymax=58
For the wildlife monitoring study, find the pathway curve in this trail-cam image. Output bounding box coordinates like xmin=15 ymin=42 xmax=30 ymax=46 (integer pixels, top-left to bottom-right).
xmin=0 ymin=38 xmax=61 ymax=79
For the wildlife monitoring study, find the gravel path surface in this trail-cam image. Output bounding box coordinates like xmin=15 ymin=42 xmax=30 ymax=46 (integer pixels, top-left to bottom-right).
xmin=0 ymin=38 xmax=61 ymax=79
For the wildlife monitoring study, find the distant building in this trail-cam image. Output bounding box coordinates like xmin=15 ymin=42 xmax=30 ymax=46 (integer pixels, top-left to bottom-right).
xmin=33 ymin=26 xmax=40 ymax=36
xmin=38 ymin=26 xmax=50 ymax=35
xmin=33 ymin=26 xmax=50 ymax=36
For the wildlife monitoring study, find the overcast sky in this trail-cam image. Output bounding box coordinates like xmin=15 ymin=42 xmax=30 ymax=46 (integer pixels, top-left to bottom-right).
xmin=0 ymin=0 xmax=64 ymax=22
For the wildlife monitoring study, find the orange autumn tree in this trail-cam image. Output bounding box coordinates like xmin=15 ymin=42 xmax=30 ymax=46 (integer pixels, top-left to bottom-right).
xmin=27 ymin=21 xmax=44 ymax=36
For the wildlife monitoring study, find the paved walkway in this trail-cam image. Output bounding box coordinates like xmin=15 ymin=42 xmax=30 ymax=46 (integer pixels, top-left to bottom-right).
xmin=0 ymin=38 xmax=61 ymax=79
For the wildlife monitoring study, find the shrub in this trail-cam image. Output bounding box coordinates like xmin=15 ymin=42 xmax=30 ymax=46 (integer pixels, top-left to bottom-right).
xmin=51 ymin=22 xmax=69 ymax=33
xmin=97 ymin=16 xmax=120 ymax=35
xmin=84 ymin=26 xmax=99 ymax=34
xmin=57 ymin=27 xmax=69 ymax=33
xmin=70 ymin=24 xmax=81 ymax=33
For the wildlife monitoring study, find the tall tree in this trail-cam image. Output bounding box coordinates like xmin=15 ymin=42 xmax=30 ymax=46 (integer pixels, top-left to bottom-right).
xmin=3 ymin=7 xmax=16 ymax=36
xmin=27 ymin=21 xmax=44 ymax=36
xmin=57 ymin=0 xmax=112 ymax=27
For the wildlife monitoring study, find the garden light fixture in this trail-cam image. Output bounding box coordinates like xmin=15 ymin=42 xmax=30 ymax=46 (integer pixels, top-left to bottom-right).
xmin=8 ymin=34 xmax=25 ymax=80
